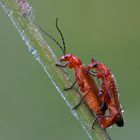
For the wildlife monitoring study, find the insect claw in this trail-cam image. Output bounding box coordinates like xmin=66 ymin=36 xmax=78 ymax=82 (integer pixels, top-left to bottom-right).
xmin=56 ymin=63 xmax=68 ymax=67
xmin=63 ymin=88 xmax=71 ymax=91
xmin=72 ymin=101 xmax=82 ymax=110
xmin=92 ymin=117 xmax=98 ymax=129
xmin=55 ymin=63 xmax=63 ymax=67
xmin=72 ymin=105 xmax=78 ymax=110
xmin=63 ymin=81 xmax=77 ymax=91
xmin=55 ymin=63 xmax=60 ymax=66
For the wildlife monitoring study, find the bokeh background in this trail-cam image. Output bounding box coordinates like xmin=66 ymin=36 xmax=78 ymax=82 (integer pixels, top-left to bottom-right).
xmin=0 ymin=0 xmax=140 ymax=140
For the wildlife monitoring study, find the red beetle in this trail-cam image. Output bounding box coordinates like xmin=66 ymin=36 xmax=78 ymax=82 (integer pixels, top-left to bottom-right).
xmin=88 ymin=58 xmax=124 ymax=128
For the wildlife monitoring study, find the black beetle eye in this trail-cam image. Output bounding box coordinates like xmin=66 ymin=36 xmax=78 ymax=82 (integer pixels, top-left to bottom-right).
xmin=93 ymin=63 xmax=97 ymax=67
xmin=64 ymin=56 xmax=68 ymax=59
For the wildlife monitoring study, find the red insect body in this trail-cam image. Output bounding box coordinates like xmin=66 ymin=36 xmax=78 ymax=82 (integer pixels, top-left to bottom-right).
xmin=88 ymin=58 xmax=124 ymax=128
xmin=59 ymin=54 xmax=105 ymax=116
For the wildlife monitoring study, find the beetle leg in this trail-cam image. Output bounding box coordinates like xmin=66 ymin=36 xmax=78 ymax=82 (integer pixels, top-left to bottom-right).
xmin=92 ymin=115 xmax=98 ymax=129
xmin=63 ymin=80 xmax=77 ymax=91
xmin=88 ymin=70 xmax=97 ymax=77
xmin=56 ymin=63 xmax=68 ymax=67
xmin=72 ymin=93 xmax=88 ymax=110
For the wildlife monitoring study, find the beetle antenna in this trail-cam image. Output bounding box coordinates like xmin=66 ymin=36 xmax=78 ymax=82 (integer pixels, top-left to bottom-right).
xmin=38 ymin=25 xmax=64 ymax=54
xmin=55 ymin=18 xmax=66 ymax=55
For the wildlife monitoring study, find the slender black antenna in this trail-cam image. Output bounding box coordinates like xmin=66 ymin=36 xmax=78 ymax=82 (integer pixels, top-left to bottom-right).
xmin=38 ymin=25 xmax=65 ymax=54
xmin=55 ymin=18 xmax=66 ymax=55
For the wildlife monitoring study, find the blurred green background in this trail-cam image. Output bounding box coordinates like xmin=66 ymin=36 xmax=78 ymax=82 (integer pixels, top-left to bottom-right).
xmin=0 ymin=0 xmax=140 ymax=140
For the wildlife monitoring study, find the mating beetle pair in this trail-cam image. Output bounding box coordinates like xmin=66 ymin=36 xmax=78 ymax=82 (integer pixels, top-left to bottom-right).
xmin=39 ymin=18 xmax=124 ymax=129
